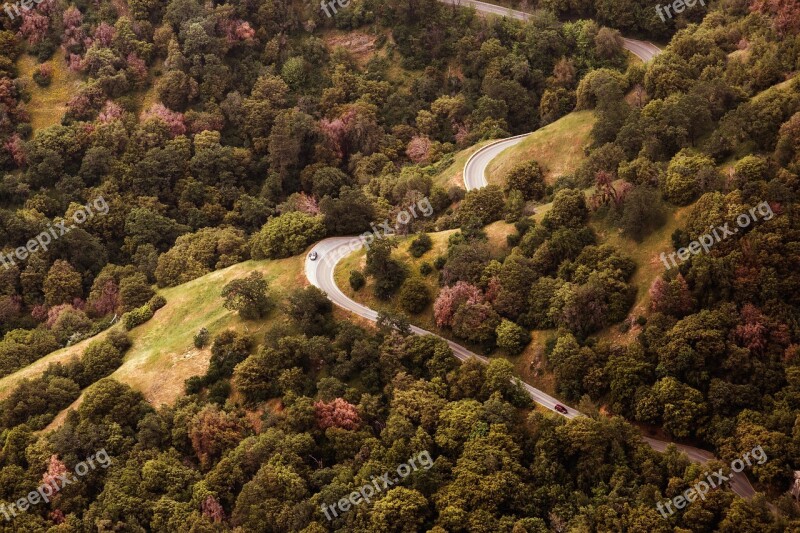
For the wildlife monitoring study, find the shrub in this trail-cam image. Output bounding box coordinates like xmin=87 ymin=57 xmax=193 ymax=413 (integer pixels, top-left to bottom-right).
xmin=349 ymin=270 xmax=365 ymax=291
xmin=48 ymin=306 xmax=93 ymax=345
xmin=208 ymin=380 xmax=231 ymax=405
xmin=206 ymin=331 xmax=251 ymax=382
xmin=32 ymin=63 xmax=53 ymax=87
xmin=503 ymin=161 xmax=546 ymax=200
xmin=398 ymin=278 xmax=431 ymax=314
xmin=408 ymin=234 xmax=433 ymax=258
xmin=419 ymin=262 xmax=433 ymax=276
xmin=79 ymin=339 xmax=125 ymax=385
xmin=496 ymin=319 xmax=530 ymax=355
xmin=433 ymin=256 xmax=446 ymax=270
xmin=185 ymin=376 xmax=204 ymax=394
xmin=106 ymin=329 xmax=132 ymax=352
xmin=194 ymin=327 xmax=210 ymax=348
xmin=122 ymin=305 xmax=154 ymax=331
xmin=148 ymin=294 xmax=167 ymax=311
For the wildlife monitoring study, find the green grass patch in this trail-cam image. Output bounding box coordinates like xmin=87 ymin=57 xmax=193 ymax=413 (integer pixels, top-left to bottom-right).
xmin=0 ymin=255 xmax=304 ymax=409
xmin=591 ymin=203 xmax=691 ymax=344
xmin=485 ymin=110 xmax=596 ymax=187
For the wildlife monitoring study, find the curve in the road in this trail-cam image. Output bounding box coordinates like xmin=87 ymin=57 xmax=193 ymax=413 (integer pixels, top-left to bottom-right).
xmin=438 ymin=0 xmax=662 ymax=63
xmin=304 ymin=6 xmax=758 ymax=501
xmin=305 ymin=236 xmax=581 ymax=419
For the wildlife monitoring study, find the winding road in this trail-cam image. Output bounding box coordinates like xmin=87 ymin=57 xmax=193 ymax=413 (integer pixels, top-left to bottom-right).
xmin=304 ymin=1 xmax=759 ymax=502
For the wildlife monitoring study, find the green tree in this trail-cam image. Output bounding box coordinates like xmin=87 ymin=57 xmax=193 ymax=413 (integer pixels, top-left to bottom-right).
xmin=365 ymin=238 xmax=406 ymax=300
xmin=544 ymin=188 xmax=589 ymax=229
xmin=119 ymin=272 xmax=155 ymax=312
xmin=408 ymin=233 xmax=432 ymax=258
xmin=664 ymin=151 xmax=719 ymax=205
xmin=503 ymin=161 xmax=546 ymax=200
xmin=221 ymin=272 xmax=272 ymax=320
xmin=495 ymin=319 xmax=530 ymax=355
xmin=43 ymin=260 xmax=83 ymax=307
xmin=285 ymin=286 xmax=334 ymax=336
xmin=250 ymin=212 xmax=326 ymax=259
xmin=398 ymin=278 xmax=431 ymax=314
xmin=458 ymin=185 xmax=505 ymax=225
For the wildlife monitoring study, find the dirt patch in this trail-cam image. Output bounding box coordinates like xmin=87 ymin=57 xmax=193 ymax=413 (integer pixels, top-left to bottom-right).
xmin=324 ymin=32 xmax=377 ymax=62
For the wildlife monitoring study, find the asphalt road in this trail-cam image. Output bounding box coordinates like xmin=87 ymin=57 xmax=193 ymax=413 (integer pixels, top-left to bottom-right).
xmin=438 ymin=0 xmax=662 ymax=62
xmin=304 ymin=4 xmax=757 ymax=502
xmin=305 ymin=236 xmax=582 ymax=419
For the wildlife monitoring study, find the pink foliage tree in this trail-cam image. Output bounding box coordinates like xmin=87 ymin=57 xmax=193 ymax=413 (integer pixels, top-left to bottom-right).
xmin=406 ymin=135 xmax=433 ymax=164
xmin=4 ymin=133 xmax=25 ymax=166
xmin=319 ymin=113 xmax=350 ymax=160
xmin=18 ymin=12 xmax=50 ymax=45
xmin=67 ymin=53 xmax=84 ymax=72
xmin=42 ymin=455 xmax=67 ymax=491
xmin=61 ymin=6 xmax=84 ymax=52
xmin=293 ymin=192 xmax=320 ymax=215
xmin=93 ymin=22 xmax=115 ymax=46
xmin=98 ymin=100 xmax=124 ymax=123
xmin=750 ymin=0 xmax=800 ymax=35
xmin=126 ymin=53 xmax=148 ymax=88
xmin=142 ymin=103 xmax=186 ymax=137
xmin=201 ymin=494 xmax=225 ymax=523
xmin=433 ymin=281 xmax=484 ymax=328
xmin=220 ymin=19 xmax=255 ymax=44
xmin=314 ymin=398 xmax=361 ymax=430
xmin=649 ymin=274 xmax=693 ymax=317
xmin=31 ymin=304 xmax=49 ymax=322
xmin=90 ymin=278 xmax=119 ymax=316
xmin=45 ymin=304 xmax=75 ymax=329
xmin=62 ymin=6 xmax=82 ymax=28
xmin=734 ymin=303 xmax=768 ymax=354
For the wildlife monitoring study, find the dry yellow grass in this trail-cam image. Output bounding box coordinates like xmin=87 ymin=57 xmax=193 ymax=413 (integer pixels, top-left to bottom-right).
xmin=111 ymin=257 xmax=304 ymax=407
xmin=17 ymin=49 xmax=82 ymax=131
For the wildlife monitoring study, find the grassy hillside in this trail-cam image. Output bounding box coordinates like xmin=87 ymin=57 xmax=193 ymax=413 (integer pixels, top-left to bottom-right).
xmin=17 ymin=49 xmax=81 ymax=131
xmin=1 ymin=255 xmax=304 ymax=412
xmin=591 ymin=204 xmax=691 ymax=344
xmin=111 ymin=256 xmax=304 ymax=406
xmin=485 ymin=111 xmax=595 ymax=186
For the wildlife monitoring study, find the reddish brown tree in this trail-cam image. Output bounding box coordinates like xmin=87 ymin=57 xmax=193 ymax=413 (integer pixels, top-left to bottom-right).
xmin=201 ymin=494 xmax=225 ymax=523
xmin=314 ymin=398 xmax=361 ymax=430
xmin=406 ymin=136 xmax=433 ymax=164
xmin=142 ymin=103 xmax=186 ymax=137
xmin=188 ymin=405 xmax=244 ymax=469
xmin=433 ymin=281 xmax=484 ymax=328
xmin=93 ymin=22 xmax=115 ymax=46
xmin=649 ymin=274 xmax=693 ymax=317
